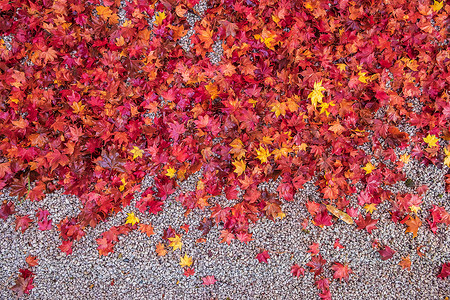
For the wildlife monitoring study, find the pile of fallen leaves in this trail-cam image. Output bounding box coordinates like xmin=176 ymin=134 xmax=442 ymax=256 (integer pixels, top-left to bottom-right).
xmin=0 ymin=0 xmax=449 ymax=297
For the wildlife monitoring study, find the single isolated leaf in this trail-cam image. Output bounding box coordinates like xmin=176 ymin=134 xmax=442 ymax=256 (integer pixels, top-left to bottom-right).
xmin=307 ymin=243 xmax=320 ymax=256
xmin=202 ymin=275 xmax=216 ymax=285
xmin=306 ymin=254 xmax=327 ymax=277
xmin=256 ymin=250 xmax=270 ymax=263
xmin=156 ymin=242 xmax=167 ymax=256
xmin=355 ymin=213 xmax=378 ymax=234
xmin=405 ymin=215 xmax=422 ymax=238
xmin=138 ymin=223 xmax=154 ymax=237
xmin=399 ymin=256 xmax=411 ymax=270
xmin=437 ymin=262 xmax=450 ymax=279
xmin=331 ymin=262 xmax=353 ymax=282
xmin=168 ymin=234 xmax=183 ymax=251
xmin=184 ymin=268 xmax=195 ymax=277
xmin=15 ymin=215 xmax=32 ymax=233
xmin=125 ymin=212 xmax=139 ymax=226
xmin=26 ymin=255 xmax=38 ymax=267
xmin=179 ymin=254 xmax=193 ymax=268
xmin=378 ymin=245 xmax=396 ymax=260
xmin=291 ymin=264 xmax=305 ymax=277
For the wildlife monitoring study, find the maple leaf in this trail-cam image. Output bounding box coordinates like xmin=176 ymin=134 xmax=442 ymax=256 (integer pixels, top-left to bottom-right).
xmin=229 ymin=138 xmax=246 ymax=160
xmin=291 ymin=264 xmax=305 ymax=277
xmin=139 ymin=223 xmax=155 ymax=237
xmin=362 ymin=162 xmax=375 ymax=174
xmin=400 ymin=153 xmax=410 ymax=164
xmin=154 ymin=11 xmax=167 ymax=26
xmin=405 ymin=215 xmax=422 ymax=238
xmin=125 ymin=212 xmax=139 ymax=226
xmin=0 ymin=201 xmax=15 ymax=220
xmin=308 ymin=81 xmax=326 ymax=108
xmin=256 ymin=146 xmax=271 ymax=163
xmin=179 ymin=254 xmax=193 ymax=268
xmin=355 ymin=214 xmax=378 ymax=234
xmin=358 ymin=72 xmax=370 ymax=83
xmin=15 ymin=215 xmax=32 ymax=233
xmin=378 ymin=245 xmax=396 ymax=260
xmin=364 ymin=203 xmax=377 ymax=214
xmin=96 ymin=6 xmax=113 ymax=20
xmin=331 ymin=262 xmax=353 ymax=282
xmin=129 ymin=146 xmax=143 ymax=160
xmin=423 ymin=134 xmax=439 ymax=147
xmin=431 ymin=1 xmax=444 ymax=12
xmin=256 ymin=250 xmax=270 ymax=263
xmin=308 ymin=243 xmax=320 ymax=256
xmin=232 ymin=160 xmax=246 ymax=176
xmin=313 ymin=209 xmax=333 ymax=227
xmin=156 ymin=242 xmax=167 ymax=256
xmin=334 ymin=239 xmax=345 ymax=249
xmin=184 ymin=268 xmax=195 ymax=277
xmin=437 ymin=262 xmax=450 ymax=279
xmin=59 ymin=241 xmax=73 ymax=255
xmin=307 ymin=254 xmax=327 ymax=277
xmin=220 ymin=229 xmax=235 ymax=245
xmin=168 ymin=234 xmax=182 ymax=251
xmin=166 ymin=167 xmax=176 ymax=178
xmin=10 ymin=269 xmax=34 ymax=297
xmin=97 ymin=149 xmax=126 ymax=173
xmin=399 ymin=256 xmax=411 ymax=270
xmin=202 ymin=275 xmax=217 ymax=285
xmin=26 ymin=255 xmax=39 ymax=267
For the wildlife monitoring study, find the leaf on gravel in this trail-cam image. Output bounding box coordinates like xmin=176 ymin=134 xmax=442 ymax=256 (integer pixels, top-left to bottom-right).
xmin=331 ymin=262 xmax=353 ymax=282
xmin=15 ymin=215 xmax=32 ymax=233
xmin=355 ymin=213 xmax=378 ymax=234
xmin=256 ymin=250 xmax=270 ymax=263
xmin=399 ymin=256 xmax=411 ymax=270
xmin=179 ymin=254 xmax=193 ymax=268
xmin=291 ymin=264 xmax=305 ymax=277
xmin=307 ymin=243 xmax=320 ymax=256
xmin=307 ymin=254 xmax=327 ymax=277
xmin=10 ymin=269 xmax=34 ymax=297
xmin=156 ymin=242 xmax=167 ymax=256
xmin=325 ymin=205 xmax=353 ymax=224
xmin=378 ymin=245 xmax=396 ymax=260
xmin=202 ymin=275 xmax=217 ymax=285
xmin=138 ymin=223 xmax=154 ymax=237
xmin=168 ymin=234 xmax=182 ymax=251
xmin=405 ymin=215 xmax=422 ymax=238
xmin=437 ymin=262 xmax=450 ymax=279
xmin=25 ymin=255 xmax=38 ymax=267
xmin=125 ymin=212 xmax=139 ymax=226
xmin=0 ymin=201 xmax=15 ymax=220
xmin=59 ymin=241 xmax=73 ymax=255
xmin=184 ymin=268 xmax=195 ymax=277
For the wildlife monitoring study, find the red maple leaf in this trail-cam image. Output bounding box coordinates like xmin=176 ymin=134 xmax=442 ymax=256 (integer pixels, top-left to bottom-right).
xmin=313 ymin=208 xmax=333 ymax=227
xmin=202 ymin=275 xmax=217 ymax=285
xmin=184 ymin=268 xmax=195 ymax=277
xmin=291 ymin=264 xmax=305 ymax=277
xmin=0 ymin=201 xmax=15 ymax=220
xmin=59 ymin=241 xmax=73 ymax=255
xmin=256 ymin=250 xmax=270 ymax=263
xmin=307 ymin=254 xmax=327 ymax=277
xmin=307 ymin=243 xmax=320 ymax=256
xmin=331 ymin=262 xmax=353 ymax=282
xmin=15 ymin=215 xmax=32 ymax=233
xmin=10 ymin=269 xmax=34 ymax=297
xmin=437 ymin=262 xmax=450 ymax=279
xmin=355 ymin=213 xmax=378 ymax=234
xmin=378 ymin=245 xmax=396 ymax=260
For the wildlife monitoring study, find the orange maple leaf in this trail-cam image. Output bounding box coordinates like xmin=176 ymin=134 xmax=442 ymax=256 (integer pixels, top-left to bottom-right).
xmin=139 ymin=223 xmax=154 ymax=237
xmin=405 ymin=215 xmax=422 ymax=238
xmin=156 ymin=242 xmax=167 ymax=256
xmin=399 ymin=255 xmax=411 ymax=270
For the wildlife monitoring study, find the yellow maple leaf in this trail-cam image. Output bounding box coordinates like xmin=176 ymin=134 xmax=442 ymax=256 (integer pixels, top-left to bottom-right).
xmin=119 ymin=178 xmax=126 ymax=191
xmin=166 ymin=167 xmax=176 ymax=178
xmin=262 ymin=136 xmax=274 ymax=145
xmin=96 ymin=6 xmax=113 ymax=20
xmin=431 ymin=0 xmax=444 ymax=12
xmin=168 ymin=234 xmax=182 ymax=251
xmin=423 ymin=134 xmax=438 ymax=147
xmin=270 ymin=101 xmax=286 ymax=117
xmin=272 ymin=147 xmax=290 ymax=160
xmin=256 ymin=146 xmax=271 ymax=163
xmin=362 ymin=162 xmax=375 ymax=174
xmin=308 ymin=81 xmax=326 ymax=108
xmin=337 ymin=63 xmax=347 ymax=71
xmin=229 ymin=138 xmax=246 ymax=160
xmin=358 ymin=72 xmax=370 ymax=83
xmin=409 ymin=205 xmax=421 ymax=215
xmin=125 ymin=212 xmax=139 ymax=226
xmin=277 ymin=210 xmax=286 ymax=219
xmin=72 ymin=101 xmax=85 ymax=114
xmin=444 ymin=148 xmax=450 ymax=167
xmin=154 ymin=11 xmax=166 ymax=26
xmin=232 ymin=160 xmax=246 ymax=176
xmin=400 ymin=153 xmax=411 ymax=164
xmin=179 ymin=254 xmax=193 ymax=267
xmin=319 ymin=101 xmax=335 ymax=116
xmin=130 ymin=146 xmax=143 ymax=160
xmin=364 ymin=203 xmax=377 ymax=214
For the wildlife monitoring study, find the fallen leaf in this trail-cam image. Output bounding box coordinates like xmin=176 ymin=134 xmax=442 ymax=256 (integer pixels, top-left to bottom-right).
xmin=326 ymin=205 xmax=353 ymax=224
xmin=179 ymin=254 xmax=193 ymax=268
xmin=125 ymin=212 xmax=139 ymax=226
xmin=331 ymin=262 xmax=353 ymax=282
xmin=25 ymin=255 xmax=38 ymax=267
xmin=256 ymin=250 xmax=270 ymax=263
xmin=399 ymin=256 xmax=411 ymax=270
xmin=156 ymin=242 xmax=167 ymax=256
xmin=202 ymin=275 xmax=217 ymax=285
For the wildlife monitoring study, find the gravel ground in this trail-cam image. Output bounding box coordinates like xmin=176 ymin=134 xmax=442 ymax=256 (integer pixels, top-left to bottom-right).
xmin=0 ymin=163 xmax=449 ymax=299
